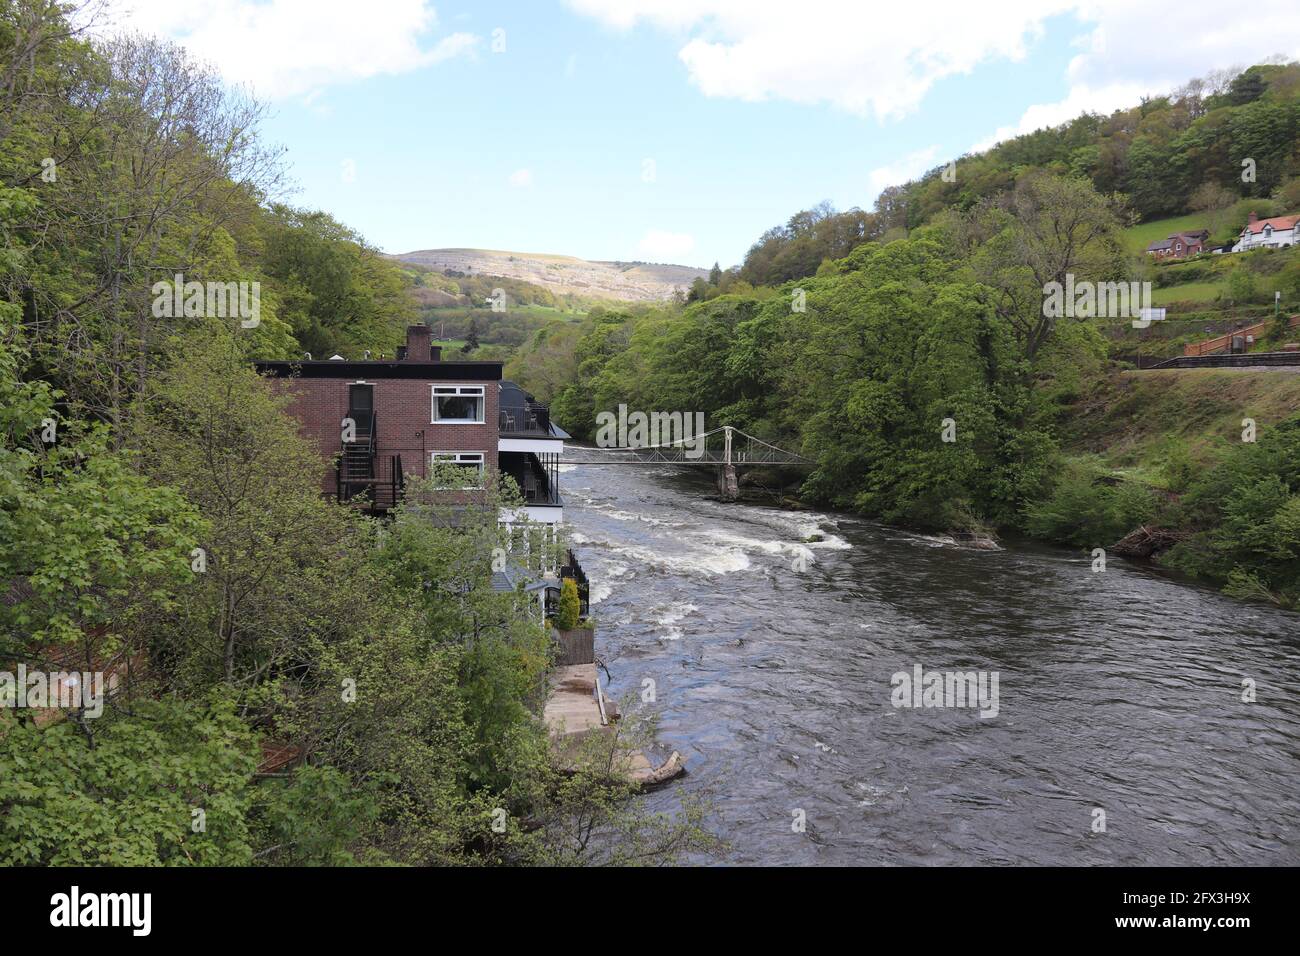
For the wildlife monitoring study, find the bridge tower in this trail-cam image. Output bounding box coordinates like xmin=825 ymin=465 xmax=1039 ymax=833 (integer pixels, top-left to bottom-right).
xmin=717 ymin=425 xmax=739 ymax=501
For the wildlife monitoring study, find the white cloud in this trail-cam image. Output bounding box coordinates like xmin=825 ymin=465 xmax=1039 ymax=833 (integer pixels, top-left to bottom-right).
xmin=508 ymin=168 xmax=534 ymax=188
xmin=567 ymin=0 xmax=1300 ymax=124
xmin=868 ymin=146 xmax=940 ymax=202
xmin=970 ymin=2 xmax=1300 ymax=152
xmin=637 ymin=230 xmax=696 ymax=261
xmin=567 ymin=0 xmax=1065 ymax=120
xmin=112 ymin=0 xmax=479 ymax=100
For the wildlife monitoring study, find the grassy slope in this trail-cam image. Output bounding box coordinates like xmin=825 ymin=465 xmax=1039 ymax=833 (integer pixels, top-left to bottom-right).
xmin=1062 ymin=368 xmax=1300 ymax=485
xmin=1150 ymin=280 xmax=1223 ymax=306
xmin=1122 ymin=213 xmax=1214 ymax=255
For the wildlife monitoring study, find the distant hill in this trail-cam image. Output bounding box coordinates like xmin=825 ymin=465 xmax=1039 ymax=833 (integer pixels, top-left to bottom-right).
xmin=387 ymin=248 xmax=708 ymax=302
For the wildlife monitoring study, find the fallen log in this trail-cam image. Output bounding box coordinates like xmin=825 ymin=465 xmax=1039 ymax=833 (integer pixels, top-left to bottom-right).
xmin=631 ymin=750 xmax=686 ymax=790
xmin=1110 ymin=525 xmax=1187 ymax=559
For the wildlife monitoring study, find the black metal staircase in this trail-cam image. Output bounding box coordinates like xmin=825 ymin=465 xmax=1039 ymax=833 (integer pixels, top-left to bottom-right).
xmin=335 ymin=412 xmax=405 ymax=514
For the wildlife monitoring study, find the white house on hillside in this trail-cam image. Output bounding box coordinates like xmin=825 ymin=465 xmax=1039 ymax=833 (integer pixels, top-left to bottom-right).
xmin=1236 ymin=211 xmax=1299 ymax=251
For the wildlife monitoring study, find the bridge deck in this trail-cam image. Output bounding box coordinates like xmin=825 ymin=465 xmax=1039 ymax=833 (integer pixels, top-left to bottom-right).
xmin=564 ymin=426 xmax=813 ymax=466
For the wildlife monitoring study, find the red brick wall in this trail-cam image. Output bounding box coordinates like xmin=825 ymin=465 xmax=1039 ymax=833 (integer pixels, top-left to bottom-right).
xmin=271 ymin=375 xmax=499 ymax=497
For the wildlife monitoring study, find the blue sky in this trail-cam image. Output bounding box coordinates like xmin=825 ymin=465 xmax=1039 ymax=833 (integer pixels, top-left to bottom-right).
xmin=116 ymin=0 xmax=1300 ymax=268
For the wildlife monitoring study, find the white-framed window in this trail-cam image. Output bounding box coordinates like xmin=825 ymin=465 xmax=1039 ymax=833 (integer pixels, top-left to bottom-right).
xmin=432 ymin=385 xmax=485 ymax=423
xmin=430 ymin=451 xmax=485 ymax=488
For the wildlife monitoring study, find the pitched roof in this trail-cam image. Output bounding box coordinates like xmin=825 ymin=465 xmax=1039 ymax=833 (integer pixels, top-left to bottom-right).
xmin=490 ymin=561 xmax=552 ymax=594
xmin=1146 ymin=238 xmax=1173 ymax=251
xmin=1241 ymin=214 xmax=1300 ymax=235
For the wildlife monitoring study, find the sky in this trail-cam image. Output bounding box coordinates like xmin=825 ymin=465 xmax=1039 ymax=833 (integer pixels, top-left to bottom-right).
xmin=107 ymin=0 xmax=1300 ymax=269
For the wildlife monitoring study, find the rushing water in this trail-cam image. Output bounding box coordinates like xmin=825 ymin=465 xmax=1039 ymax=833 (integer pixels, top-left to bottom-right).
xmin=563 ymin=461 xmax=1300 ymax=866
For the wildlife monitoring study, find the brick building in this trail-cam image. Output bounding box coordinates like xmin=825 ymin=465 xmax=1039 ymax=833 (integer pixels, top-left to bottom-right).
xmin=255 ymin=324 xmax=566 ymax=528
xmin=1146 ymin=229 xmax=1209 ymax=259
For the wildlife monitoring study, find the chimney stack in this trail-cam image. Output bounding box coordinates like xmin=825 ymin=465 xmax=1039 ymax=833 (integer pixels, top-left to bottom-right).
xmin=403 ymin=324 xmax=432 ymax=361
xmin=1248 ymin=210 xmax=1259 ymax=224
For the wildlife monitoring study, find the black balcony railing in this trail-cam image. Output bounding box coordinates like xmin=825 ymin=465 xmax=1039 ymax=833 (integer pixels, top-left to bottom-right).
xmin=499 ymin=450 xmax=561 ymax=505
xmin=557 ymin=548 xmax=589 ymax=617
xmin=499 ymin=401 xmax=551 ymax=435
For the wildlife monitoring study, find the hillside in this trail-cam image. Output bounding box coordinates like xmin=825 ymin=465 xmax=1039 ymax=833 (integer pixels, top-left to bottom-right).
xmin=1064 ymin=367 xmax=1300 ymax=475
xmin=731 ymin=61 xmax=1300 ymax=290
xmin=388 ymin=248 xmax=708 ymax=302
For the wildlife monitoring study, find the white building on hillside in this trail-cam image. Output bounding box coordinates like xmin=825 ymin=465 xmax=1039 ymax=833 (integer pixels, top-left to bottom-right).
xmin=1236 ymin=211 xmax=1299 ymax=251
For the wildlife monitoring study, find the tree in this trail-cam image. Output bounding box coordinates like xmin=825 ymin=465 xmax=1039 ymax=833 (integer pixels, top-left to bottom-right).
xmin=129 ymin=327 xmax=371 ymax=701
xmin=555 ymin=578 xmax=581 ymax=631
xmin=10 ymin=24 xmax=286 ymax=426
xmin=258 ymin=205 xmax=415 ymax=359
xmin=0 ymin=322 xmax=200 ymax=686
xmin=959 ymin=172 xmax=1130 ymax=360
xmin=1228 ymin=266 xmax=1257 ymax=304
xmin=813 ymin=238 xmax=1049 ymax=526
xmin=1191 ymin=182 xmax=1241 ymax=240
xmin=0 ymin=697 xmax=259 ymax=866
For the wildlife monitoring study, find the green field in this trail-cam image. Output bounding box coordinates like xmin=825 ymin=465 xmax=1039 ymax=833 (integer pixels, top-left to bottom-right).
xmin=1122 ymin=213 xmax=1214 ymax=255
xmin=1150 ymin=281 xmax=1223 ymax=306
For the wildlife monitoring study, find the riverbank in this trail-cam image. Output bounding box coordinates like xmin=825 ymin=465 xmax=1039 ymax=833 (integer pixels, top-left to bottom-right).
xmin=720 ymin=364 xmax=1300 ymax=609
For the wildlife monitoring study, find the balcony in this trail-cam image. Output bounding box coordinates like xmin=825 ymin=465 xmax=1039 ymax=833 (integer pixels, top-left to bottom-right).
xmin=498 ymin=401 xmax=553 ymax=437
xmin=499 ymin=450 xmax=561 ymax=506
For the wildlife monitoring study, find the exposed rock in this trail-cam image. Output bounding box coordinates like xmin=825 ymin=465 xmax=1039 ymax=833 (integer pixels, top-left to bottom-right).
xmin=388 ymin=248 xmax=709 ymax=302
xmin=951 ymin=530 xmax=1001 ymax=550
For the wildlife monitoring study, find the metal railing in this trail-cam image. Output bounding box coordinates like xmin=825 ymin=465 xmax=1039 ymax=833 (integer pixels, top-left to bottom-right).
xmin=499 ymin=402 xmax=552 ymax=435
xmin=1149 ymin=350 xmax=1300 ymax=369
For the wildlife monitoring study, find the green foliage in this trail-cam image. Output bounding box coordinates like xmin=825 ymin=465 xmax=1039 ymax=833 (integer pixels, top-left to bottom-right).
xmin=250 ymin=766 xmax=383 ymax=866
xmin=858 ymin=62 xmax=1300 ymax=239
xmin=1161 ymin=416 xmax=1300 ymax=606
xmin=521 ymin=706 xmax=724 ymax=866
xmin=1227 ymin=266 xmax=1259 ymax=303
xmin=556 ymin=578 xmax=581 ymax=631
xmin=0 ymin=697 xmax=258 ymax=866
xmin=0 ymin=325 xmax=201 ymax=653
xmin=740 ymin=201 xmax=879 ymax=286
xmin=258 ymin=204 xmax=416 ymax=359
xmin=0 ymin=0 xmax=719 ymax=870
xmin=1022 ymin=461 xmax=1159 ymax=547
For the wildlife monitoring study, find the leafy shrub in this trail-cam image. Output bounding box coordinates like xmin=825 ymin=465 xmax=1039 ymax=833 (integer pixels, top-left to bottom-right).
xmin=1022 ymin=462 xmax=1158 ymax=547
xmin=1161 ymin=416 xmax=1300 ymax=605
xmin=555 ymin=578 xmax=581 ymax=631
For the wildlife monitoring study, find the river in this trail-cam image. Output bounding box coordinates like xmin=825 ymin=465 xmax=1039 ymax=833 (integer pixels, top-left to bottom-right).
xmin=563 ymin=461 xmax=1300 ymax=865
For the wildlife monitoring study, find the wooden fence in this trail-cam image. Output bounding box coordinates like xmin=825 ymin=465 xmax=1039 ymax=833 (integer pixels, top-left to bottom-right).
xmin=552 ymin=626 xmax=594 ymax=666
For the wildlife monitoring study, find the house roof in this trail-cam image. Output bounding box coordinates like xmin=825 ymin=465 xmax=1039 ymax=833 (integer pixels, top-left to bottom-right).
xmin=1241 ymin=214 xmax=1300 ymax=235
xmin=1146 ymin=238 xmax=1173 ymax=251
xmin=490 ymin=561 xmax=553 ymax=594
xmin=254 ymin=359 xmax=502 ymax=380
xmin=1170 ymin=230 xmax=1208 ymax=242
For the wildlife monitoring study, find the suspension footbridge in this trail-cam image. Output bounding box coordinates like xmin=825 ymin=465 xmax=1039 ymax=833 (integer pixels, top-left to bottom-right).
xmin=563 ymin=426 xmax=814 ymax=499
